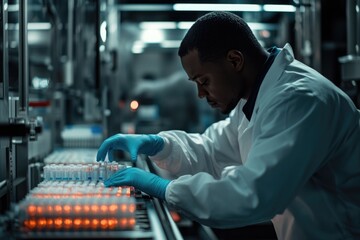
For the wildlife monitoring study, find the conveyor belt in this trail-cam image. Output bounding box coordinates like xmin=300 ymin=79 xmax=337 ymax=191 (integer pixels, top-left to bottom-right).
xmin=0 ymin=149 xmax=184 ymax=240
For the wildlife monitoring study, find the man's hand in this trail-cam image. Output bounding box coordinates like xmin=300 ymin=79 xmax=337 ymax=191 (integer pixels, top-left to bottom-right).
xmin=104 ymin=168 xmax=171 ymax=200
xmin=97 ymin=134 xmax=164 ymax=162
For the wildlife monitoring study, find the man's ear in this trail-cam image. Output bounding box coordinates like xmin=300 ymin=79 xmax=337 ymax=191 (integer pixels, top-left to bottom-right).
xmin=226 ymin=50 xmax=244 ymax=71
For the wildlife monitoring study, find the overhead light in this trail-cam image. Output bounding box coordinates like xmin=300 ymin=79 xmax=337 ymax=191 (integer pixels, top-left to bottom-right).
xmin=173 ymin=4 xmax=262 ymax=12
xmin=139 ymin=21 xmax=193 ymax=30
xmin=263 ymin=5 xmax=296 ymax=12
xmin=100 ymin=21 xmax=107 ymax=42
xmin=139 ymin=22 xmax=177 ymax=29
xmin=117 ymin=4 xmax=172 ymax=11
xmin=178 ymin=22 xmax=194 ymax=29
xmin=130 ymin=100 xmax=139 ymax=111
xmin=28 ymin=23 xmax=52 ymax=30
xmin=140 ymin=29 xmax=164 ymax=43
xmin=7 ymin=23 xmax=51 ymax=30
xmin=32 ymin=77 xmax=49 ymax=89
xmin=173 ymin=3 xmax=295 ymax=12
xmin=117 ymin=3 xmax=295 ymax=13
xmin=161 ymin=40 xmax=182 ymax=48
xmin=247 ymin=23 xmax=277 ymax=30
xmin=132 ymin=41 xmax=146 ymax=54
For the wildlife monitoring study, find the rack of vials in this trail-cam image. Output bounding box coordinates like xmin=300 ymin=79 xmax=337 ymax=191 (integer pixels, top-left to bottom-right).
xmin=8 ymin=149 xmax=179 ymax=239
xmin=18 ymin=182 xmax=136 ymax=232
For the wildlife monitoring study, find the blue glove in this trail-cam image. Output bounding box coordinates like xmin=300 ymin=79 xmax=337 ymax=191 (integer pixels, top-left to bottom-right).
xmin=104 ymin=168 xmax=171 ymax=200
xmin=97 ymin=134 xmax=164 ymax=162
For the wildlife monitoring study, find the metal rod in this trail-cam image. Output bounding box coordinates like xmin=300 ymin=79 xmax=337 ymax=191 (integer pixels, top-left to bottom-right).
xmin=356 ymin=0 xmax=360 ymax=55
xmin=66 ymin=0 xmax=74 ymax=86
xmin=19 ymin=0 xmax=28 ymax=116
xmin=346 ymin=0 xmax=356 ymax=55
xmin=0 ymin=0 xmax=9 ymax=100
xmin=95 ymin=0 xmax=101 ymax=90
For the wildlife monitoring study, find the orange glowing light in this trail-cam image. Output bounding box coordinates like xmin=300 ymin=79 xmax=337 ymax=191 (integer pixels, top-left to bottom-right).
xmin=74 ymin=219 xmax=82 ymax=227
xmin=91 ymin=219 xmax=99 ymax=229
xmin=74 ymin=205 xmax=82 ymax=212
xmin=100 ymin=219 xmax=108 ymax=229
xmin=27 ymin=205 xmax=36 ymax=215
xmin=119 ymin=218 xmax=128 ymax=228
xmin=130 ymin=100 xmax=139 ymax=111
xmin=37 ymin=218 xmax=47 ymax=229
xmin=83 ymin=219 xmax=91 ymax=229
xmin=24 ymin=219 xmax=36 ymax=229
xmin=28 ymin=219 xmax=37 ymax=229
xmin=46 ymin=205 xmax=53 ymax=213
xmin=120 ymin=204 xmax=127 ymax=212
xmin=64 ymin=218 xmax=72 ymax=229
xmin=126 ymin=188 xmax=131 ymax=196
xmin=36 ymin=206 xmax=43 ymax=214
xmin=109 ymin=204 xmax=118 ymax=212
xmin=100 ymin=205 xmax=108 ymax=212
xmin=129 ymin=203 xmax=136 ymax=213
xmin=63 ymin=205 xmax=71 ymax=213
xmin=108 ymin=218 xmax=118 ymax=229
xmin=54 ymin=205 xmax=62 ymax=213
xmin=170 ymin=211 xmax=181 ymax=222
xmin=129 ymin=218 xmax=136 ymax=227
xmin=83 ymin=205 xmax=90 ymax=213
xmin=91 ymin=205 xmax=99 ymax=212
xmin=47 ymin=219 xmax=54 ymax=228
xmin=54 ymin=218 xmax=63 ymax=229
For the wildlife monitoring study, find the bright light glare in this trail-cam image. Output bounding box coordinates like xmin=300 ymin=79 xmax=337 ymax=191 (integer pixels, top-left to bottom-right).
xmin=247 ymin=23 xmax=277 ymax=30
xmin=100 ymin=21 xmax=107 ymax=42
xmin=263 ymin=5 xmax=296 ymax=12
xmin=140 ymin=29 xmax=164 ymax=43
xmin=132 ymin=41 xmax=145 ymax=54
xmin=178 ymin=22 xmax=194 ymax=29
xmin=139 ymin=21 xmax=194 ymax=30
xmin=130 ymin=100 xmax=139 ymax=111
xmin=173 ymin=3 xmax=295 ymax=12
xmin=32 ymin=77 xmax=49 ymax=89
xmin=161 ymin=40 xmax=181 ymax=48
xmin=139 ymin=22 xmax=177 ymax=29
xmin=173 ymin=4 xmax=262 ymax=12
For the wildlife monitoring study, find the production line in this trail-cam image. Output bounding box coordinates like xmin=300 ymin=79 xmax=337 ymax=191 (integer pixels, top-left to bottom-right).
xmin=2 ymin=149 xmax=187 ymax=240
xmin=0 ymin=0 xmax=359 ymax=240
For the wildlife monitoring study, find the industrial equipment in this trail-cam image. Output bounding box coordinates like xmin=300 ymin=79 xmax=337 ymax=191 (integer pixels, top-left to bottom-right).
xmin=0 ymin=149 xmax=186 ymax=240
xmin=1 ymin=1 xmax=351 ymax=239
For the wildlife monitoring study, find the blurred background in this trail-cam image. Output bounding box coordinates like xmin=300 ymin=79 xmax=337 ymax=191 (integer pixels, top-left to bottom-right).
xmin=0 ymin=0 xmax=358 ymax=239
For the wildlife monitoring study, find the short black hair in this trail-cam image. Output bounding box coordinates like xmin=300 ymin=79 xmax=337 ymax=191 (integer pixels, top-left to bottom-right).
xmin=178 ymin=11 xmax=262 ymax=62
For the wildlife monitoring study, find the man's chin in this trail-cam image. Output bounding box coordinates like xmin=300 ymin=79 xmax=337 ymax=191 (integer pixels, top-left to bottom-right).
xmin=220 ymin=104 xmax=237 ymax=115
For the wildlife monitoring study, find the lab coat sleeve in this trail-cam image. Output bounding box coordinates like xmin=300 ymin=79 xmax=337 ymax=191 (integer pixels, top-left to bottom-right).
xmin=165 ymin=86 xmax=335 ymax=228
xmin=149 ymin=108 xmax=243 ymax=178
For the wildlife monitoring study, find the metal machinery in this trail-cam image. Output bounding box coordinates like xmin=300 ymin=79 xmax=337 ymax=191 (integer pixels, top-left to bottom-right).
xmin=1 ymin=0 xmax=351 ymax=240
xmin=294 ymin=0 xmax=359 ymax=107
xmin=338 ymin=0 xmax=360 ymax=107
xmin=0 ymin=1 xmax=216 ymax=239
xmin=1 ymin=150 xmax=189 ymax=239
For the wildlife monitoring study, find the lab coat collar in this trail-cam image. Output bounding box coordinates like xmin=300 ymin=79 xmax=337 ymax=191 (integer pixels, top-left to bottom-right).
xmin=249 ymin=43 xmax=295 ymax=121
xmin=242 ymin=46 xmax=281 ymax=121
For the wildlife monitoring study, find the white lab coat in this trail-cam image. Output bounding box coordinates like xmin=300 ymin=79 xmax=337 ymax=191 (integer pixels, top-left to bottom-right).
xmin=150 ymin=44 xmax=360 ymax=240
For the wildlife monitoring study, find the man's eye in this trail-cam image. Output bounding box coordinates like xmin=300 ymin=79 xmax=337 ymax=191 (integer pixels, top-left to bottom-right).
xmin=200 ymin=79 xmax=208 ymax=86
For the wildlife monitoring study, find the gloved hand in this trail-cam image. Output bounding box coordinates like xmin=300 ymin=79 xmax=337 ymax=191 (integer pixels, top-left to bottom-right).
xmin=97 ymin=134 xmax=164 ymax=162
xmin=104 ymin=168 xmax=171 ymax=200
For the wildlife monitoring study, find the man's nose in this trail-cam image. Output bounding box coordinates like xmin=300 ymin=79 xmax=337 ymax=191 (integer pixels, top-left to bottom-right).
xmin=197 ymin=85 xmax=207 ymax=99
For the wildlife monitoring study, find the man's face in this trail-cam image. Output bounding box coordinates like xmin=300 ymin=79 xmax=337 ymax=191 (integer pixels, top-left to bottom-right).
xmin=181 ymin=49 xmax=246 ymax=115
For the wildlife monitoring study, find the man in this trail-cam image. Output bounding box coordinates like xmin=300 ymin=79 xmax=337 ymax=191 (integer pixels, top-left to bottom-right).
xmin=97 ymin=12 xmax=360 ymax=240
